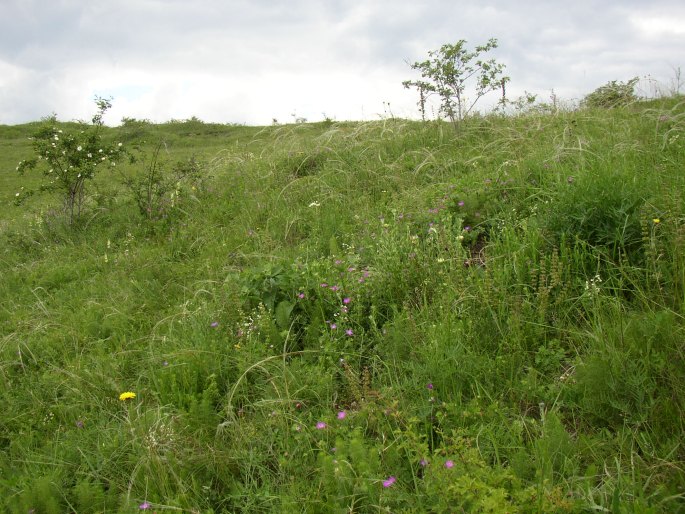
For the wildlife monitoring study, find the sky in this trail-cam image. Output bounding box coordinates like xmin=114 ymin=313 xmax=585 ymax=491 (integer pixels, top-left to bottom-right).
xmin=1 ymin=0 xmax=684 ymax=126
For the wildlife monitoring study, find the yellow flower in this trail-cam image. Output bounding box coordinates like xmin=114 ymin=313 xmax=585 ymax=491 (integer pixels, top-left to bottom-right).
xmin=652 ymin=218 xmax=660 ymax=224
xmin=119 ymin=391 xmax=136 ymax=401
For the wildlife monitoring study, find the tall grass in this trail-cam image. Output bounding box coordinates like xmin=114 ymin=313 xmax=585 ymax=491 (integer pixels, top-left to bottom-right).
xmin=1 ymin=97 xmax=684 ymax=512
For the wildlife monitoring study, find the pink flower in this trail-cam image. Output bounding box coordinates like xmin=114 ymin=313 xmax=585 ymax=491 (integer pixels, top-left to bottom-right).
xmin=139 ymin=501 xmax=151 ymax=510
xmin=297 ymin=292 xmax=305 ymax=299
xmin=343 ymin=297 xmax=351 ymax=304
xmin=426 ymin=383 xmax=434 ymax=390
xmin=316 ymin=421 xmax=327 ymax=430
xmin=345 ymin=329 xmax=353 ymax=336
xmin=337 ymin=411 xmax=346 ymax=419
xmin=330 ymin=323 xmax=337 ymax=330
xmin=445 ymin=460 xmax=454 ymax=469
xmin=382 ymin=476 xmax=396 ymax=488
xmin=210 ymin=321 xmax=219 ymax=327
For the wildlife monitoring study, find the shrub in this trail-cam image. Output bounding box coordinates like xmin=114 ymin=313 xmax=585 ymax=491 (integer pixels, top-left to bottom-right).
xmin=581 ymin=78 xmax=639 ymax=109
xmin=16 ymin=97 xmax=125 ymax=224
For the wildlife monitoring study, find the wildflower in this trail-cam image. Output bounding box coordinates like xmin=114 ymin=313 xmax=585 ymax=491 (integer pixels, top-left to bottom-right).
xmin=427 ymin=383 xmax=434 ymax=390
xmin=419 ymin=459 xmax=428 ymax=467
xmin=345 ymin=329 xmax=353 ymax=336
xmin=210 ymin=321 xmax=219 ymax=328
xmin=316 ymin=421 xmax=327 ymax=430
xmin=330 ymin=323 xmax=337 ymax=330
xmin=343 ymin=297 xmax=351 ymax=304
xmin=653 ymin=218 xmax=660 ymax=224
xmin=464 ymin=226 xmax=471 ymax=232
xmin=75 ymin=420 xmax=84 ymax=429
xmin=337 ymin=411 xmax=346 ymax=419
xmin=77 ymin=145 xmax=82 ymax=151
xmin=139 ymin=501 xmax=151 ymax=510
xmin=320 ymin=283 xmax=328 ymax=288
xmin=445 ymin=460 xmax=454 ymax=469
xmin=119 ymin=391 xmax=136 ymax=401
xmin=297 ymin=292 xmax=305 ymax=299
xmin=382 ymin=476 xmax=396 ymax=488
xmin=457 ymin=200 xmax=465 ymax=207
xmin=329 ymin=285 xmax=340 ymax=291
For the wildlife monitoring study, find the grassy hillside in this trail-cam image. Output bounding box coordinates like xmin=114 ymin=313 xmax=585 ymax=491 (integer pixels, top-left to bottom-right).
xmin=1 ymin=98 xmax=684 ymax=512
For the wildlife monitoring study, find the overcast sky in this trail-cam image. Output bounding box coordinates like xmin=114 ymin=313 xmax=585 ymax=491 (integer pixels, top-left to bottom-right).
xmin=1 ymin=0 xmax=683 ymax=126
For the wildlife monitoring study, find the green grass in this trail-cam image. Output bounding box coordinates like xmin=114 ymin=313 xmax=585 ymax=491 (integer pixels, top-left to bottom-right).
xmin=1 ymin=98 xmax=684 ymax=512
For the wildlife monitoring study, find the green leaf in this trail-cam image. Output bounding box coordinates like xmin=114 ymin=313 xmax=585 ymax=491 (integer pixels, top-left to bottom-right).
xmin=275 ymin=300 xmax=294 ymax=330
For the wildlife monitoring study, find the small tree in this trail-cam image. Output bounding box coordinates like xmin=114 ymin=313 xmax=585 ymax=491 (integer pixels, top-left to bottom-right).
xmin=403 ymin=38 xmax=509 ymax=129
xmin=16 ymin=97 xmax=124 ymax=225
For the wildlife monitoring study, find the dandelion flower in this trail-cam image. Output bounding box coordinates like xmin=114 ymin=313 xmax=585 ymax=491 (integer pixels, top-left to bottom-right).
xmin=653 ymin=218 xmax=660 ymax=224
xmin=382 ymin=476 xmax=396 ymax=488
xmin=119 ymin=391 xmax=136 ymax=401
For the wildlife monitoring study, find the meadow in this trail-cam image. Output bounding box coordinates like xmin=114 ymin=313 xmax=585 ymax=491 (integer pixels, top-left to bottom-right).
xmin=1 ymin=96 xmax=684 ymax=512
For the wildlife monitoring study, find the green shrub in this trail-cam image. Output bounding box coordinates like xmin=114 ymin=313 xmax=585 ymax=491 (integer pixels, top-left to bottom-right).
xmin=582 ymin=78 xmax=639 ymax=109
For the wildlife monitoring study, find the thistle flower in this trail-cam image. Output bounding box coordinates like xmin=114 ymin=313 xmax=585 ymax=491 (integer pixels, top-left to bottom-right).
xmin=382 ymin=476 xmax=396 ymax=488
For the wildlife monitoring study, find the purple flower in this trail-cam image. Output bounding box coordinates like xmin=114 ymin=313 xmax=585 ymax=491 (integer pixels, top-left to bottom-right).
xmin=316 ymin=421 xmax=327 ymax=430
xmin=320 ymin=283 xmax=328 ymax=288
xmin=445 ymin=460 xmax=454 ymax=469
xmin=139 ymin=501 xmax=151 ymax=510
xmin=297 ymin=292 xmax=305 ymax=299
xmin=345 ymin=329 xmax=354 ymax=336
xmin=330 ymin=285 xmax=340 ymax=291
xmin=343 ymin=297 xmax=351 ymax=304
xmin=337 ymin=411 xmax=346 ymax=419
xmin=420 ymin=459 xmax=428 ymax=467
xmin=382 ymin=476 xmax=396 ymax=488
xmin=330 ymin=323 xmax=337 ymax=330
xmin=426 ymin=383 xmax=434 ymax=390
xmin=464 ymin=226 xmax=471 ymax=232
xmin=335 ymin=259 xmax=343 ymax=265
xmin=458 ymin=200 xmax=465 ymax=207
xmin=210 ymin=321 xmax=219 ymax=328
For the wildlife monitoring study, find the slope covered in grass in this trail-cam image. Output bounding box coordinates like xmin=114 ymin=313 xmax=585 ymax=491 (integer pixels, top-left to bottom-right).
xmin=1 ymin=98 xmax=684 ymax=512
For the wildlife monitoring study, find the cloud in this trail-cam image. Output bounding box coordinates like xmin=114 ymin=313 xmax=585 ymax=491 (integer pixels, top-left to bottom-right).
xmin=0 ymin=0 xmax=683 ymax=125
